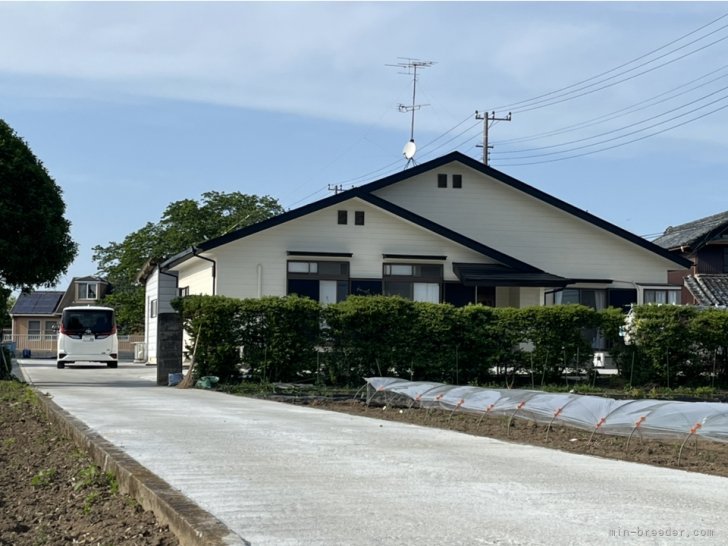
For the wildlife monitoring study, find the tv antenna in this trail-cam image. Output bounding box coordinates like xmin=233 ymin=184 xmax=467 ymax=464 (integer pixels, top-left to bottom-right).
xmin=388 ymin=58 xmax=434 ymax=167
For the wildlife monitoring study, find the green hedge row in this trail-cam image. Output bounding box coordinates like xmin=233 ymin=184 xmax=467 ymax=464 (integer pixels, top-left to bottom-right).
xmin=172 ymin=295 xmax=728 ymax=388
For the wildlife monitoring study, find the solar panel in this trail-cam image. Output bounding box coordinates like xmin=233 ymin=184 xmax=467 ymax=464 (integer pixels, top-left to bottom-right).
xmin=11 ymin=291 xmax=64 ymax=315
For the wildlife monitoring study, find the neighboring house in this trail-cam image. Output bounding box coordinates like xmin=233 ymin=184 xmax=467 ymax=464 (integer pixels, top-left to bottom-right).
xmin=137 ymin=261 xmax=178 ymax=365
xmin=141 ymin=151 xmax=690 ymax=363
xmin=653 ymin=210 xmax=728 ymax=306
xmin=8 ymin=276 xmax=111 ymax=356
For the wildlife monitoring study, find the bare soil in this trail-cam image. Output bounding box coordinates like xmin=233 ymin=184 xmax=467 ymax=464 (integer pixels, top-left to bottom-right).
xmin=0 ymin=380 xmax=179 ymax=546
xmin=304 ymin=398 xmax=728 ymax=478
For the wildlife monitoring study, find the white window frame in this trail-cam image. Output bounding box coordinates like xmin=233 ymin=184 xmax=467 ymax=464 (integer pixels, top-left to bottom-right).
xmin=78 ymin=282 xmax=98 ymax=300
xmin=642 ymin=288 xmax=681 ymax=305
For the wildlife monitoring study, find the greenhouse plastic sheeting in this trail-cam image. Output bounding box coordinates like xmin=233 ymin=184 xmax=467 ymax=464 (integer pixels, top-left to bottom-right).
xmin=365 ymin=377 xmax=728 ymax=443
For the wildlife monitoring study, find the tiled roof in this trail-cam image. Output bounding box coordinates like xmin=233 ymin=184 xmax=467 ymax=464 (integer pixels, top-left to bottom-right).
xmin=684 ymin=274 xmax=728 ymax=307
xmin=653 ymin=210 xmax=728 ymax=250
xmin=10 ymin=291 xmax=64 ymax=315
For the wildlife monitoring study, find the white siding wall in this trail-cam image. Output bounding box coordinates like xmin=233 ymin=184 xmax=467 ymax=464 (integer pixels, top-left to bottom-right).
xmin=175 ymin=198 xmax=495 ymax=301
xmin=143 ymin=268 xmax=178 ymax=364
xmin=144 ymin=270 xmax=159 ymax=363
xmin=176 ymin=258 xmax=215 ymax=296
xmin=372 ymin=162 xmax=680 ymax=284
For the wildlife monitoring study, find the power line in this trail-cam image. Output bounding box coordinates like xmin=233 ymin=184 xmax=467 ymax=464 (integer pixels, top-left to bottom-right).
xmin=494 ymin=12 xmax=728 ymax=111
xmin=494 ymin=82 xmax=728 ymax=156
xmin=493 ymin=99 xmax=728 ymax=167
xmin=510 ymin=30 xmax=728 ymax=114
xmin=497 ymin=63 xmax=728 ymax=146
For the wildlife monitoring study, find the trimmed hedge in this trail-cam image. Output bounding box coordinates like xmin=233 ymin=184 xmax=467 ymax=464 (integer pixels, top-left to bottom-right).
xmin=617 ymin=305 xmax=728 ymax=387
xmin=172 ymin=295 xmax=728 ymax=388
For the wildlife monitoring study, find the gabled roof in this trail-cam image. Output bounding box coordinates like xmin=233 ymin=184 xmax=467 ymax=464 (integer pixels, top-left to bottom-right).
xmin=73 ymin=275 xmax=107 ymax=283
xmin=10 ymin=291 xmax=64 ymax=316
xmin=653 ymin=210 xmax=728 ymax=251
xmin=684 ymin=274 xmax=728 ymax=307
xmin=162 ymin=151 xmax=690 ymax=270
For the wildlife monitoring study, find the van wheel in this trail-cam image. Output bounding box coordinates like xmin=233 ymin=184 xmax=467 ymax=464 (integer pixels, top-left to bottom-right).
xmin=107 ymin=361 xmax=118 ymax=369
xmin=57 ymin=361 xmax=65 ymax=369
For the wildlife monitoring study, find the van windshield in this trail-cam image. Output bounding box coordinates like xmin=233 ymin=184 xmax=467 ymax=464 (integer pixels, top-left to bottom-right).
xmin=62 ymin=310 xmax=115 ymax=335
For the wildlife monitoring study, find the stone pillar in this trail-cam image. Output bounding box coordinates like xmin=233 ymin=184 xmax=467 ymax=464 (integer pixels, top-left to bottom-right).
xmin=156 ymin=312 xmax=182 ymax=386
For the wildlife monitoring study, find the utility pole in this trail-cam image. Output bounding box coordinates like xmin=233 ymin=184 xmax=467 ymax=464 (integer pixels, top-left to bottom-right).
xmin=327 ymin=184 xmax=344 ymax=195
xmin=475 ymin=110 xmax=512 ymax=166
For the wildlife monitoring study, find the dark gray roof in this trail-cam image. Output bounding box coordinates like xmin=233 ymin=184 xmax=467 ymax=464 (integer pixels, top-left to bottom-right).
xmin=684 ymin=274 xmax=728 ymax=307
xmin=11 ymin=291 xmax=64 ymax=315
xmin=653 ymin=211 xmax=728 ymax=251
xmin=452 ymin=263 xmax=572 ymax=287
xmin=162 ymin=151 xmax=690 ymax=271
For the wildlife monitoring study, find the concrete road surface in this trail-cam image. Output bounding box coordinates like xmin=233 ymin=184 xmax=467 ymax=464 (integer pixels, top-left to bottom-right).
xmin=17 ymin=359 xmax=728 ymax=545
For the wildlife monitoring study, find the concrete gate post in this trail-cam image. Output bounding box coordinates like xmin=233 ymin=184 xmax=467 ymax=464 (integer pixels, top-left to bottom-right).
xmin=156 ymin=312 xmax=183 ymax=386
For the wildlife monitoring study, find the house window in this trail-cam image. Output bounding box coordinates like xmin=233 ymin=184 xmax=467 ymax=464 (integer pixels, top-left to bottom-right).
xmin=453 ymin=174 xmax=463 ymax=188
xmin=547 ymin=288 xmax=608 ymax=349
xmin=355 ymin=211 xmax=365 ymax=226
xmin=437 ymin=173 xmax=447 ymax=188
xmin=551 ymin=288 xmax=607 ymax=310
xmin=179 ymin=286 xmax=190 ymax=297
xmin=78 ymin=282 xmax=98 ymax=300
xmin=28 ymin=320 xmax=41 ymax=341
xmin=44 ymin=320 xmax=56 ymax=341
xmin=643 ymin=289 xmax=680 ymax=304
xmin=337 ymin=210 xmax=348 ymax=225
xmin=150 ymin=299 xmax=158 ymax=319
xmin=288 ymin=261 xmax=319 ymax=274
xmin=383 ymin=263 xmax=442 ymax=303
xmin=287 ymin=261 xmax=350 ymax=304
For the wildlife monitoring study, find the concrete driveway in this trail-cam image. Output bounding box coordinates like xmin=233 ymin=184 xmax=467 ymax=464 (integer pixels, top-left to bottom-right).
xmin=17 ymin=359 xmax=728 ymax=545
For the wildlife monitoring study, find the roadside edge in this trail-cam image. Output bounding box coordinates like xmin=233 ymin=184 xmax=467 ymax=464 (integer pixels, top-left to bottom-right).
xmin=34 ymin=389 xmax=249 ymax=546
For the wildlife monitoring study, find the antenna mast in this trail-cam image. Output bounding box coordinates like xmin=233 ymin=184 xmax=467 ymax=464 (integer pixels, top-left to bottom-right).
xmin=388 ymin=58 xmax=434 ymax=167
xmin=475 ymin=111 xmax=512 ymax=166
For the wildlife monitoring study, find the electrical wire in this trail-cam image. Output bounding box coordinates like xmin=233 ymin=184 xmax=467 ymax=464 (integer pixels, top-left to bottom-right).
xmin=494 ymin=82 xmax=728 ymax=155
xmin=497 ymin=63 xmax=728 ymax=146
xmin=493 ymin=99 xmax=728 ymax=166
xmin=511 ymin=30 xmax=728 ymax=114
xmin=494 ymin=12 xmax=728 ymax=111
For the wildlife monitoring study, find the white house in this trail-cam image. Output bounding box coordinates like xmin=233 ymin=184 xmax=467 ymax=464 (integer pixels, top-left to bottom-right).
xmin=137 ymin=261 xmax=178 ymax=364
xmin=140 ymin=152 xmax=689 ymax=363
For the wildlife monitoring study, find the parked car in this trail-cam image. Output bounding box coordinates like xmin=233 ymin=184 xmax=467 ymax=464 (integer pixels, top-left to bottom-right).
xmin=57 ymin=306 xmax=118 ymax=369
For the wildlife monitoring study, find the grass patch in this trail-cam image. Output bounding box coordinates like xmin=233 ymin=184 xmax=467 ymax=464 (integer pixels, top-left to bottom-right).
xmin=31 ymin=468 xmax=56 ymax=487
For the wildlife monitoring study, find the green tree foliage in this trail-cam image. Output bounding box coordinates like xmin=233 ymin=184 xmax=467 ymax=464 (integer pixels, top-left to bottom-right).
xmin=322 ymin=296 xmax=420 ymax=383
xmin=521 ymin=305 xmax=599 ymax=383
xmin=169 ymin=292 xmax=728 ymax=389
xmin=627 ymin=305 xmax=697 ymax=387
xmin=93 ymin=191 xmax=284 ymax=333
xmin=689 ymin=309 xmax=728 ymax=386
xmin=456 ymin=306 xmax=527 ymax=385
xmin=0 ymin=119 xmax=76 ymax=290
xmin=1 ymin=288 xmax=12 ymax=331
xmin=173 ymin=294 xmax=320 ymax=383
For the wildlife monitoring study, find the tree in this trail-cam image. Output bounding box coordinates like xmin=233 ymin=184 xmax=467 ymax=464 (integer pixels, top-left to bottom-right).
xmin=93 ymin=191 xmax=284 ymax=333
xmin=0 ymin=119 xmax=77 ymax=289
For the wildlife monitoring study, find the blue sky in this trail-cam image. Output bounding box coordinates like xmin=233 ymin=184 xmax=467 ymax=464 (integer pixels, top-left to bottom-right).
xmin=2 ymin=2 xmax=727 ymax=290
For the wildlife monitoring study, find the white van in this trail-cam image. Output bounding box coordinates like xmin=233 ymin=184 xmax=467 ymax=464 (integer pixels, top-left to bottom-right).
xmin=57 ymin=306 xmax=119 ymax=369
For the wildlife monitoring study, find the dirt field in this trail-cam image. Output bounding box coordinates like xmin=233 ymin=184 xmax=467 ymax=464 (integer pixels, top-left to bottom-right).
xmin=304 ymin=398 xmax=728 ymax=478
xmin=0 ymin=380 xmax=179 ymax=546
